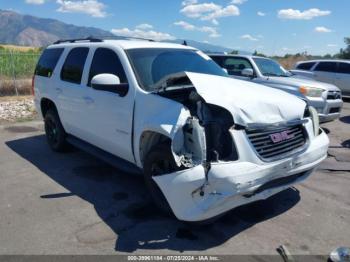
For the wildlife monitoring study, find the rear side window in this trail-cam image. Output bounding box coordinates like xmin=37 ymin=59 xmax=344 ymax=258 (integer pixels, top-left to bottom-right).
xmin=296 ymin=62 xmax=315 ymax=71
xmin=314 ymin=62 xmax=338 ymax=73
xmin=35 ymin=48 xmax=63 ymax=77
xmin=338 ymin=62 xmax=350 ymax=74
xmin=61 ymin=47 xmax=89 ymax=84
xmin=88 ymin=48 xmax=127 ymax=86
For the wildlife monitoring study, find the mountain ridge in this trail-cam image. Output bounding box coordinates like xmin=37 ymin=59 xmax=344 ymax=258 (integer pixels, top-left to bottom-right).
xmin=0 ymin=9 xmax=248 ymax=54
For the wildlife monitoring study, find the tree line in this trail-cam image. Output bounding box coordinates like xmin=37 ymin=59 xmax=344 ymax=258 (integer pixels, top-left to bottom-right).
xmin=231 ymin=37 xmax=350 ymax=60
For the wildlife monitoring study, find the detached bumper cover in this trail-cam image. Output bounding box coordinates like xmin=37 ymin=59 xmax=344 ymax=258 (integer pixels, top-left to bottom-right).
xmin=153 ymin=129 xmax=329 ymax=222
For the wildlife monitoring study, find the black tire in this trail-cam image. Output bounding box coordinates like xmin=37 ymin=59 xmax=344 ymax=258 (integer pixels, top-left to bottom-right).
xmin=44 ymin=109 xmax=67 ymax=152
xmin=144 ymin=143 xmax=180 ymax=215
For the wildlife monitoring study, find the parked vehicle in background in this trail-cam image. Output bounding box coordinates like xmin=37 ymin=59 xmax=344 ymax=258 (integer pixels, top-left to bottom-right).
xmin=33 ymin=38 xmax=329 ymax=222
xmin=291 ymin=60 xmax=350 ymax=97
xmin=209 ymin=54 xmax=343 ymax=123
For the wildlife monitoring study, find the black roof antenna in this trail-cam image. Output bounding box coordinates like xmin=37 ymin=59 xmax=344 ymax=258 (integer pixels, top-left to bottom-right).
xmin=183 ymin=40 xmax=188 ymax=46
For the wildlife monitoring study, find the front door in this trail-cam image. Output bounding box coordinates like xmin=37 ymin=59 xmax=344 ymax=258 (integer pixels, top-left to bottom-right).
xmin=82 ymin=47 xmax=135 ymax=163
xmin=222 ymin=57 xmax=255 ymax=81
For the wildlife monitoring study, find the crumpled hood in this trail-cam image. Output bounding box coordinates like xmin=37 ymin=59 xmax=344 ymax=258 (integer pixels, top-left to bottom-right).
xmin=266 ymin=75 xmax=340 ymax=91
xmin=186 ymin=72 xmax=306 ymax=126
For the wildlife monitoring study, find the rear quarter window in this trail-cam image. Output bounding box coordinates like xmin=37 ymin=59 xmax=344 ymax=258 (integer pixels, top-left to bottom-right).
xmin=338 ymin=63 xmax=350 ymax=74
xmin=35 ymin=48 xmax=64 ymax=77
xmin=296 ymin=62 xmax=315 ymax=71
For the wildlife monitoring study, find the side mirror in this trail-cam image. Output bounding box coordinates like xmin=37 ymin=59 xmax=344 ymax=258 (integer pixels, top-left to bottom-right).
xmin=91 ymin=74 xmax=128 ymax=97
xmin=242 ymin=68 xmax=254 ymax=78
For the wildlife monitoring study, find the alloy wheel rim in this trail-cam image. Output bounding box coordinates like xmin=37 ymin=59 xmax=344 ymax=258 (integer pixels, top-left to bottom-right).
xmin=46 ymin=119 xmax=59 ymax=145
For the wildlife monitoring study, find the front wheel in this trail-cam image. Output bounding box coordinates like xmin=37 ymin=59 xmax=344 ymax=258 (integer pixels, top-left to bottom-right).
xmin=44 ymin=109 xmax=68 ymax=152
xmin=143 ymin=143 xmax=180 ymax=216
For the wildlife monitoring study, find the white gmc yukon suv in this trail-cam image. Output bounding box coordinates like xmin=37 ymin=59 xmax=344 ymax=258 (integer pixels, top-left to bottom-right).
xmin=33 ymin=38 xmax=329 ymax=222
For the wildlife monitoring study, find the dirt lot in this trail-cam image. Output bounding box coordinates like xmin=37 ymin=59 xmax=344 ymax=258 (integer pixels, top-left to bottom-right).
xmin=0 ymin=102 xmax=349 ymax=256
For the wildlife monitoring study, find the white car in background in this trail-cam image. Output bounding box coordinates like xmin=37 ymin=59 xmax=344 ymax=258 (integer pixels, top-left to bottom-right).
xmin=209 ymin=54 xmax=343 ymax=123
xmin=291 ymin=60 xmax=350 ymax=97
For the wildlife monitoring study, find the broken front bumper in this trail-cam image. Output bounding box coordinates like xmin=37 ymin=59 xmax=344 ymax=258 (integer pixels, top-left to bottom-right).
xmin=153 ymin=123 xmax=329 ymax=222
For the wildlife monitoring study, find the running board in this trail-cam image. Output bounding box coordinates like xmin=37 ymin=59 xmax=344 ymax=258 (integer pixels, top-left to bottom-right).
xmin=66 ymin=135 xmax=142 ymax=175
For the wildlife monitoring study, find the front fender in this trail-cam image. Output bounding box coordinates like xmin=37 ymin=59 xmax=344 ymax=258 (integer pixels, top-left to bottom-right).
xmin=133 ymin=92 xmax=191 ymax=167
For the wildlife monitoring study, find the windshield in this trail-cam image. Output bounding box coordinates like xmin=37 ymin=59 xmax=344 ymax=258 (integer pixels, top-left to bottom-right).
xmin=126 ymin=48 xmax=227 ymax=91
xmin=253 ymin=57 xmax=292 ymax=77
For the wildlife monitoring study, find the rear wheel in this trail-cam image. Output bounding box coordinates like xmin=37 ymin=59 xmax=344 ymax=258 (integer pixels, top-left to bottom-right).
xmin=44 ymin=109 xmax=67 ymax=152
xmin=144 ymin=143 xmax=180 ymax=215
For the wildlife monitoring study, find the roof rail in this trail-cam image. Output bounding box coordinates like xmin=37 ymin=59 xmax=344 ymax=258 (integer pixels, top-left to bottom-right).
xmin=53 ymin=37 xmax=103 ymax=45
xmin=101 ymin=35 xmax=156 ymax=42
xmin=52 ymin=35 xmax=157 ymax=45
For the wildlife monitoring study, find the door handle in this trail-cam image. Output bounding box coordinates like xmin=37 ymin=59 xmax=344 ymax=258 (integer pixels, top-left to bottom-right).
xmin=83 ymin=96 xmax=94 ymax=104
xmin=55 ymin=88 xmax=62 ymax=94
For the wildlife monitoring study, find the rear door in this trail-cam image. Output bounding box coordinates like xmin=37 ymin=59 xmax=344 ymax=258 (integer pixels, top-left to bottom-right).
xmin=82 ymin=47 xmax=135 ymax=162
xmin=335 ymin=62 xmax=350 ymax=95
xmin=313 ymin=61 xmax=337 ymax=84
xmin=57 ymin=47 xmax=91 ymax=140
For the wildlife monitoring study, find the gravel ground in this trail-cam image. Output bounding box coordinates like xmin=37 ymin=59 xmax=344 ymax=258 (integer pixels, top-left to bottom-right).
xmin=0 ymin=96 xmax=37 ymax=123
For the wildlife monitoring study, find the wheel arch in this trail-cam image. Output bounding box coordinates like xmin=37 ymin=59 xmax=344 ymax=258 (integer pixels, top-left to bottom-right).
xmin=138 ymin=130 xmax=172 ymax=168
xmin=40 ymin=98 xmax=57 ymax=118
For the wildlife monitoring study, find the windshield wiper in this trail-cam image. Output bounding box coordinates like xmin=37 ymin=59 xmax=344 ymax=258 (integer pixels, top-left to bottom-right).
xmin=264 ymin=73 xmax=290 ymax=77
xmin=264 ymin=73 xmax=280 ymax=77
xmin=152 ymin=84 xmax=193 ymax=94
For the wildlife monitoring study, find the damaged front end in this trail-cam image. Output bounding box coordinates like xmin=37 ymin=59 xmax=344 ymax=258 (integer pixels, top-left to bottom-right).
xmin=151 ymin=72 xmax=329 ymax=222
xmin=153 ymin=72 xmax=238 ymax=168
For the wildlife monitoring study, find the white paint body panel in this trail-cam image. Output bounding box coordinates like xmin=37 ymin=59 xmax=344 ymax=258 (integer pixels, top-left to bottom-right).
xmin=34 ymin=40 xmax=330 ymax=222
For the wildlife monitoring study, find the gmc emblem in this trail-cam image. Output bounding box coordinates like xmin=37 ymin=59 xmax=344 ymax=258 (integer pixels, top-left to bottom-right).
xmin=270 ymin=130 xmax=295 ymax=143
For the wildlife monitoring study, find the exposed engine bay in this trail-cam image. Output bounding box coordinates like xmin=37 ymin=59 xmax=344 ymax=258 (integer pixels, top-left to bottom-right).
xmin=153 ymin=73 xmax=238 ymax=169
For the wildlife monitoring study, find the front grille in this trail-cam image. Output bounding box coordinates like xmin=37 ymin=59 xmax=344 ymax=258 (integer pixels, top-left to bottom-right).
xmin=327 ymin=91 xmax=342 ymax=100
xmin=246 ymin=125 xmax=307 ymax=160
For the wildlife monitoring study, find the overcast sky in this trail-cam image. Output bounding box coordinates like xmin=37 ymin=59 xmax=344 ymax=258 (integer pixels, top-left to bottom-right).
xmin=3 ymin=0 xmax=349 ymax=55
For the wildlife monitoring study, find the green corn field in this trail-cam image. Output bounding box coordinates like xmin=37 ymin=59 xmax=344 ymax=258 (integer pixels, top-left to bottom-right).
xmin=0 ymin=50 xmax=41 ymax=79
xmin=0 ymin=48 xmax=41 ymax=96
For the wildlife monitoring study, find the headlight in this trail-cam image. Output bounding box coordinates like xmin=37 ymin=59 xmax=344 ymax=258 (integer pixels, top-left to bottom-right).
xmin=309 ymin=106 xmax=320 ymax=136
xmin=299 ymin=86 xmax=324 ymax=97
